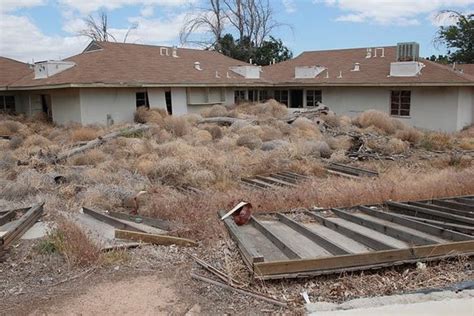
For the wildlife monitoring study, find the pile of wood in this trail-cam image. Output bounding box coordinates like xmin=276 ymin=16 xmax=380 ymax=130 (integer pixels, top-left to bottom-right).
xmin=0 ymin=203 xmax=45 ymax=260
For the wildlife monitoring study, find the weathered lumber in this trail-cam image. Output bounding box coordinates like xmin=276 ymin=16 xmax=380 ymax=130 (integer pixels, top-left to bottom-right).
xmin=191 ymin=273 xmax=287 ymax=308
xmin=250 ymin=217 xmax=301 ymax=259
xmin=408 ymin=201 xmax=474 ymax=218
xmin=253 ymin=240 xmax=474 ymax=277
xmin=276 ymin=213 xmax=351 ymax=255
xmin=305 ymin=210 xmax=395 ymax=251
xmin=396 ymin=214 xmax=474 ymax=235
xmin=190 ymin=254 xmax=244 ymax=287
xmin=255 ymin=175 xmax=296 ymax=187
xmin=432 ymin=199 xmax=474 ymax=212
xmin=331 ymin=208 xmax=440 ymax=246
xmin=0 ymin=211 xmax=16 ymax=226
xmin=82 ymin=207 xmax=146 ymax=232
xmin=358 ymin=206 xmax=472 ymax=242
xmin=115 ymin=229 xmax=197 ymax=247
xmin=107 ymin=211 xmax=171 ymax=231
xmin=218 ymin=210 xmax=265 ymax=268
xmin=197 ymin=117 xmax=252 ymax=126
xmin=325 ymin=169 xmax=360 ymax=179
xmin=453 ymin=198 xmax=474 ymax=206
xmin=386 ymin=201 xmax=474 ymax=226
xmin=1 ymin=203 xmax=44 ymax=247
xmin=53 ymin=124 xmax=150 ymax=163
xmin=241 ymin=178 xmax=275 ymax=189
xmin=330 ymin=162 xmax=379 ymax=176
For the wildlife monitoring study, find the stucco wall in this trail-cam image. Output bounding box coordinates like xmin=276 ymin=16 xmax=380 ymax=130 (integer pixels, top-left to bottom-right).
xmin=80 ymin=88 xmax=135 ymax=125
xmin=148 ymin=88 xmax=167 ymax=110
xmin=319 ymin=86 xmax=461 ymax=132
xmin=456 ymin=87 xmax=473 ymax=130
xmin=171 ymin=87 xmax=188 ymax=116
xmin=51 ymin=89 xmax=82 ymax=124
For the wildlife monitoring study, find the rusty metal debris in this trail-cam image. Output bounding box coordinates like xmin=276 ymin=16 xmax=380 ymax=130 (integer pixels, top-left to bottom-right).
xmin=219 ymin=195 xmax=474 ymax=280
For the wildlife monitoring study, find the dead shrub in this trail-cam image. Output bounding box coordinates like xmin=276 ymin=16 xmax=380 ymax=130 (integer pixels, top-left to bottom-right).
xmin=236 ymin=135 xmax=262 ymax=150
xmin=9 ymin=135 xmax=24 ymax=149
xmin=23 ymin=134 xmax=52 ymax=148
xmin=458 ymin=138 xmax=474 ymax=150
xmin=420 ymin=132 xmax=453 ymax=151
xmin=45 ymin=216 xmax=101 ymax=267
xmin=382 ymin=138 xmax=409 ymax=155
xmin=353 ymin=110 xmax=406 ymax=134
xmin=0 ymin=153 xmax=16 ymax=170
xmin=395 ymin=127 xmax=422 ymax=145
xmin=297 ymin=140 xmax=332 ymax=158
xmin=322 ymin=112 xmax=340 ymax=127
xmin=71 ymin=149 xmax=106 ymax=166
xmin=291 ymin=117 xmax=321 ymax=139
xmin=134 ymin=106 xmax=166 ymax=124
xmin=201 ymin=104 xmax=233 ymax=118
xmin=163 ymin=116 xmax=191 ymax=137
xmin=260 ymin=125 xmax=283 ymax=141
xmin=325 ymin=136 xmax=352 ymax=151
xmin=204 ymin=125 xmax=223 ymax=140
xmin=0 ymin=120 xmax=24 ymax=136
xmin=71 ymin=127 xmax=99 ymax=142
xmin=235 ymin=99 xmax=288 ymax=119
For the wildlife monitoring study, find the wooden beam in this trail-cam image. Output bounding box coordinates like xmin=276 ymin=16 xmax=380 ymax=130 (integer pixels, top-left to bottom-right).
xmin=396 ymin=214 xmax=474 ymax=235
xmin=276 ymin=213 xmax=351 ymax=255
xmin=1 ymin=203 xmax=44 ymax=247
xmin=269 ymin=173 xmax=298 ymax=184
xmin=0 ymin=211 xmax=16 ymax=226
xmin=218 ymin=210 xmax=264 ymax=268
xmin=326 ymin=164 xmax=362 ymax=177
xmin=255 ymin=175 xmax=296 ymax=187
xmin=386 ymin=201 xmax=474 ymax=226
xmin=305 ymin=210 xmax=395 ymax=251
xmin=241 ymin=178 xmax=274 ymax=189
xmin=408 ymin=201 xmax=474 ymax=218
xmin=357 ymin=206 xmax=472 ymax=242
xmin=115 ymin=229 xmax=197 ymax=247
xmin=253 ymin=240 xmax=474 ymax=277
xmin=82 ymin=207 xmax=145 ymax=232
xmin=330 ymin=162 xmax=378 ymax=176
xmin=332 ymin=208 xmax=439 ymax=246
xmin=250 ymin=217 xmax=301 ymax=260
xmin=107 ymin=211 xmax=171 ymax=231
xmin=325 ymin=169 xmax=359 ymax=179
xmin=453 ymin=198 xmax=474 ymax=206
xmin=432 ymin=200 xmax=474 ymax=212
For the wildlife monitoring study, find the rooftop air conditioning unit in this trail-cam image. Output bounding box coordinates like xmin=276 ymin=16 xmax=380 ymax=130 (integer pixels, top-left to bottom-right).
xmin=396 ymin=42 xmax=420 ymax=62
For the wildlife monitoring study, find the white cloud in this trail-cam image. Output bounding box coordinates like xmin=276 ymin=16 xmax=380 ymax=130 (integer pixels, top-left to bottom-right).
xmin=316 ymin=0 xmax=474 ymax=25
xmin=140 ymin=5 xmax=154 ymax=17
xmin=58 ymin=0 xmax=195 ymax=14
xmin=0 ymin=0 xmax=45 ymax=12
xmin=282 ymin=0 xmax=296 ymax=13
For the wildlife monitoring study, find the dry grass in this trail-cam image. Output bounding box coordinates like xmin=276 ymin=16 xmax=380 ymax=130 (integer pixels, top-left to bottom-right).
xmin=420 ymin=132 xmax=453 ymax=151
xmin=71 ymin=149 xmax=106 ymax=166
xmin=236 ymin=135 xmax=262 ymax=150
xmin=234 ymin=99 xmax=288 ymax=119
xmin=395 ymin=127 xmax=422 ymax=145
xmin=134 ymin=106 xmax=167 ymax=124
xmin=0 ymin=120 xmax=25 ymax=136
xmin=70 ymin=127 xmax=100 ymax=142
xmin=353 ymin=110 xmax=406 ymax=134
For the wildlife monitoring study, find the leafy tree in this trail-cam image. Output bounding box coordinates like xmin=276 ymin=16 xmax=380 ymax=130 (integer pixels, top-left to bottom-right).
xmin=428 ymin=54 xmax=449 ymax=64
xmin=435 ymin=10 xmax=474 ymax=63
xmin=216 ymin=33 xmax=292 ymax=65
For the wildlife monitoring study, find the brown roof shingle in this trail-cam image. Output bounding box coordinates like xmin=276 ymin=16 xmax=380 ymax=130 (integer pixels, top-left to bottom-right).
xmin=0 ymin=57 xmax=32 ymax=88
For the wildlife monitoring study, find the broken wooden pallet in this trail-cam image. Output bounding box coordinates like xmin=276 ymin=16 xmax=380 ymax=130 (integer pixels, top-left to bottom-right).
xmin=325 ymin=162 xmax=378 ymax=178
xmin=241 ymin=172 xmax=309 ymax=190
xmin=219 ymin=195 xmax=474 ymax=280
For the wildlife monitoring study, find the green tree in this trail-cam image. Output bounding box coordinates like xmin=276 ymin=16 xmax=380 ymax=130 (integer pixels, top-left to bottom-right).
xmin=428 ymin=54 xmax=449 ymax=64
xmin=435 ymin=11 xmax=474 ymax=63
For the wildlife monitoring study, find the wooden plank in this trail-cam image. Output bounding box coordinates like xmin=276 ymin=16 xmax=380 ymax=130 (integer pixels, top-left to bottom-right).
xmin=409 ymin=201 xmax=474 ymax=218
xmin=255 ymin=175 xmax=296 ymax=187
xmin=241 ymin=178 xmax=274 ymax=189
xmin=114 ymin=230 xmax=197 ymax=247
xmin=396 ymin=214 xmax=474 ymax=235
xmin=358 ymin=206 xmax=472 ymax=242
xmin=82 ymin=207 xmax=146 ymax=232
xmin=0 ymin=211 xmax=16 ymax=226
xmin=332 ymin=208 xmax=439 ymax=246
xmin=432 ymin=200 xmax=474 ymax=212
xmin=386 ymin=201 xmax=474 ymax=226
xmin=276 ymin=213 xmax=351 ymax=255
xmin=330 ymin=162 xmax=378 ymax=176
xmin=107 ymin=211 xmax=171 ymax=231
xmin=305 ymin=211 xmax=395 ymax=251
xmin=253 ymin=240 xmax=474 ymax=277
xmin=250 ymin=217 xmax=301 ymax=260
xmin=326 ymin=169 xmax=359 ymax=179
xmin=1 ymin=203 xmax=44 ymax=247
xmin=453 ymin=198 xmax=474 ymax=206
xmin=278 ymin=171 xmax=309 ymax=179
xmin=218 ymin=210 xmax=264 ymax=267
xmin=326 ymin=164 xmax=362 ymax=177
xmin=269 ymin=173 xmax=298 ymax=184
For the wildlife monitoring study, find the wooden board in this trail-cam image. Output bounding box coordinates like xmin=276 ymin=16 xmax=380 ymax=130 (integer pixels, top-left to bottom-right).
xmin=1 ymin=203 xmax=44 ymax=247
xmin=107 ymin=211 xmax=171 ymax=231
xmin=82 ymin=207 xmax=146 ymax=233
xmin=115 ymin=230 xmax=197 ymax=247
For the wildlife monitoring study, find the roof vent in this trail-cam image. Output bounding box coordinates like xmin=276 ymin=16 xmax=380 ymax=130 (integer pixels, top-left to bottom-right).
xmin=390 ymin=61 xmax=425 ymax=77
xmin=34 ymin=60 xmax=75 ymax=79
xmin=351 ymin=63 xmax=360 ymax=72
xmin=366 ymin=48 xmax=372 ymax=58
xmin=172 ymin=46 xmax=178 ymax=58
xmin=229 ymin=65 xmax=260 ymax=79
xmin=160 ymin=47 xmax=169 ymax=56
xmin=194 ymin=61 xmax=202 ymax=71
xmin=374 ymin=47 xmax=385 ymax=58
xmin=337 ymin=70 xmax=343 ymax=78
xmin=295 ymin=65 xmax=326 ymax=79
xmin=397 ymin=42 xmax=419 ymax=61
xmin=215 ymin=71 xmax=220 ymax=78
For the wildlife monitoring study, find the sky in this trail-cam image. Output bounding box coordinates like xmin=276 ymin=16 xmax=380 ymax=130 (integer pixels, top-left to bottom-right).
xmin=0 ymin=0 xmax=473 ymax=62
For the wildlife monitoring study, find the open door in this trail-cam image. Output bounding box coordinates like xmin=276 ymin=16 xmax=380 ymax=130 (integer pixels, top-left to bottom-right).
xmin=165 ymin=91 xmax=172 ymax=115
xmin=290 ymin=90 xmax=303 ymax=108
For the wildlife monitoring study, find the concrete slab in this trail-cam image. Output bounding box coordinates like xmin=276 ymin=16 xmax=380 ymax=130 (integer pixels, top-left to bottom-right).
xmin=21 ymin=222 xmax=49 ymax=240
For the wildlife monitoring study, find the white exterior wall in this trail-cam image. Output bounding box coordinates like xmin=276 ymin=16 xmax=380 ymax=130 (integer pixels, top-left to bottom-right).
xmin=79 ymin=88 xmax=135 ymax=125
xmin=170 ymin=87 xmax=187 ymax=116
xmin=319 ymin=86 xmax=462 ymax=132
xmin=148 ymin=88 xmax=167 ymax=111
xmin=457 ymin=87 xmax=473 ymax=130
xmin=51 ymin=89 xmax=81 ymax=124
xmin=225 ymin=88 xmax=234 ymax=105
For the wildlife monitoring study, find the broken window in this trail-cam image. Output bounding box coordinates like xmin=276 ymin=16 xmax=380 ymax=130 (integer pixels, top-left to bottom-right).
xmin=306 ymin=90 xmax=322 ymax=107
xmin=136 ymin=92 xmax=150 ymax=108
xmin=234 ymin=90 xmax=246 ymax=104
xmin=274 ymin=90 xmax=289 ymax=106
xmin=390 ymin=90 xmax=411 ymax=116
xmin=0 ymin=95 xmax=15 ymax=112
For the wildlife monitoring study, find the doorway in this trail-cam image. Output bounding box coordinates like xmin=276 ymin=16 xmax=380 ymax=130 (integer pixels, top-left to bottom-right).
xmin=290 ymin=90 xmax=303 ymax=108
xmin=165 ymin=91 xmax=172 ymax=115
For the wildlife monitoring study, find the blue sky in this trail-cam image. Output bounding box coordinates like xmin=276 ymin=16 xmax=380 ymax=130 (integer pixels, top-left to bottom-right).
xmin=0 ymin=0 xmax=473 ymax=62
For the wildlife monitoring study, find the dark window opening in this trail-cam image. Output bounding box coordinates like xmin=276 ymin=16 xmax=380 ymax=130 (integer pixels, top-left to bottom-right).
xmin=290 ymin=90 xmax=304 ymax=108
xmin=259 ymin=90 xmax=269 ymax=102
xmin=390 ymin=90 xmax=411 ymax=117
xmin=274 ymin=90 xmax=289 ymax=106
xmin=234 ymin=90 xmax=246 ymax=104
xmin=136 ymin=92 xmax=150 ymax=108
xmin=165 ymin=91 xmax=172 ymax=115
xmin=248 ymin=90 xmax=257 ymax=102
xmin=41 ymin=94 xmax=52 ymax=120
xmin=0 ymin=95 xmax=15 ymax=113
xmin=306 ymin=90 xmax=322 ymax=107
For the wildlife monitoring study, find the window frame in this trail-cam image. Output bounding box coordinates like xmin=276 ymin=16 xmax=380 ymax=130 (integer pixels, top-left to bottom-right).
xmin=136 ymin=92 xmax=150 ymax=108
xmin=0 ymin=95 xmax=15 ymax=112
xmin=234 ymin=90 xmax=246 ymax=104
xmin=306 ymin=90 xmax=322 ymax=107
xmin=274 ymin=90 xmax=289 ymax=106
xmin=390 ymin=90 xmax=411 ymax=117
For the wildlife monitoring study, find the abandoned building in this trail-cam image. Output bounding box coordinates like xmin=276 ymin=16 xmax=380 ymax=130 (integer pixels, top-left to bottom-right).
xmin=0 ymin=41 xmax=473 ymax=132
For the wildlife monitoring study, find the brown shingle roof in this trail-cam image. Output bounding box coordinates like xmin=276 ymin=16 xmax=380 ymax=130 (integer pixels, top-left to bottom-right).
xmin=0 ymin=57 xmax=32 ymax=88
xmin=11 ymin=41 xmax=269 ymax=88
xmin=457 ymin=64 xmax=474 ymax=76
xmin=263 ymin=46 xmax=473 ymax=86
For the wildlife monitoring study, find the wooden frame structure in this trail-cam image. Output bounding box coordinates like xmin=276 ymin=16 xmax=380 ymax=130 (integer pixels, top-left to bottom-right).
xmin=325 ymin=162 xmax=378 ymax=178
xmin=241 ymin=172 xmax=309 ymax=190
xmin=220 ymin=195 xmax=474 ymax=280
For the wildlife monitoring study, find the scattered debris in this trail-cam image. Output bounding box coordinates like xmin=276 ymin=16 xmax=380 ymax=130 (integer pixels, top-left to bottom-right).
xmin=115 ymin=229 xmax=197 ymax=247
xmin=221 ymin=202 xmax=252 ymax=226
xmin=241 ymin=171 xmax=309 ymax=190
xmin=325 ymin=162 xmax=379 ymax=178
